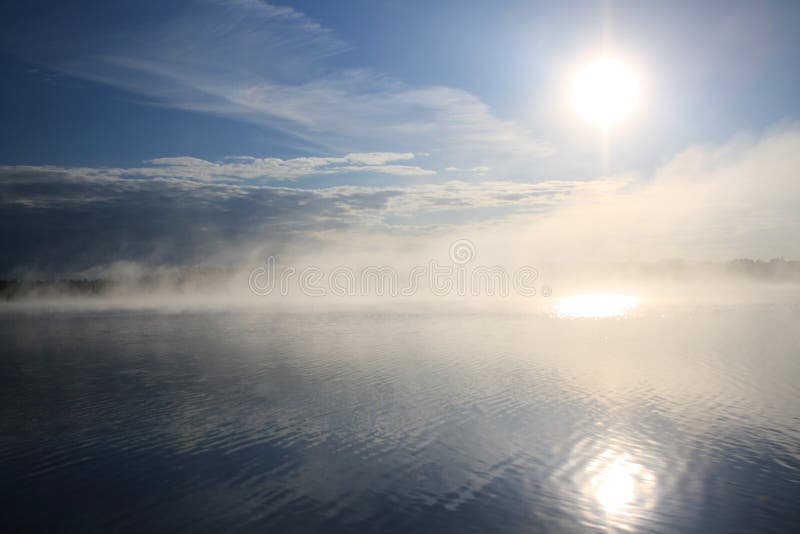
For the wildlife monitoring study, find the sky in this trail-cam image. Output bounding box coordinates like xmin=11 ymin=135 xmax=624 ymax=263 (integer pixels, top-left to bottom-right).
xmin=1 ymin=0 xmax=800 ymax=276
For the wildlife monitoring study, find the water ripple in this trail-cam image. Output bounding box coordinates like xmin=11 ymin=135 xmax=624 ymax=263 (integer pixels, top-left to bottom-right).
xmin=2 ymin=307 xmax=800 ymax=531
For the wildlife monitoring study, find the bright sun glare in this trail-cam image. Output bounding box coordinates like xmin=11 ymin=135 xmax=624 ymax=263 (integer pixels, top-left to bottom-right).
xmin=595 ymin=458 xmax=638 ymax=512
xmin=572 ymin=58 xmax=639 ymax=129
xmin=583 ymin=450 xmax=657 ymax=528
xmin=554 ymin=293 xmax=638 ymax=318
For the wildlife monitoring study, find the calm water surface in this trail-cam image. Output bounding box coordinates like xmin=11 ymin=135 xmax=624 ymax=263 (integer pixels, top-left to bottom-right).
xmin=2 ymin=305 xmax=800 ymax=532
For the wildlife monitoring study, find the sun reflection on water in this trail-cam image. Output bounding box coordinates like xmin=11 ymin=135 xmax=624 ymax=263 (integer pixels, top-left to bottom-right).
xmin=554 ymin=293 xmax=639 ymax=318
xmin=583 ymin=450 xmax=658 ymax=529
xmin=594 ymin=457 xmax=639 ymax=512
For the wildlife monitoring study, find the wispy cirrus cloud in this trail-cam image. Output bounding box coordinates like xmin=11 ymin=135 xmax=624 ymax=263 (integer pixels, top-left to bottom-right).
xmin=2 ymin=0 xmax=551 ymax=168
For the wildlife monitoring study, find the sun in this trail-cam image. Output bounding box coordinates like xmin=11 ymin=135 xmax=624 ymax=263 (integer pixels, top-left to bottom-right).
xmin=571 ymin=58 xmax=639 ymax=129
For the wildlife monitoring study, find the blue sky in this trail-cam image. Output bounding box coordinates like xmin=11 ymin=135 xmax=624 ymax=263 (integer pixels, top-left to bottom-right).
xmin=2 ymin=0 xmax=800 ymax=274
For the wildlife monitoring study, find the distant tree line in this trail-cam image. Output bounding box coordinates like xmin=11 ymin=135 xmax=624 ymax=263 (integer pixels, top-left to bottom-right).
xmin=2 ymin=260 xmax=800 ymax=300
xmin=633 ymin=258 xmax=800 ymax=281
xmin=0 ymin=279 xmax=113 ymax=300
xmin=724 ymin=258 xmax=800 ymax=281
xmin=0 ymin=266 xmax=235 ymax=300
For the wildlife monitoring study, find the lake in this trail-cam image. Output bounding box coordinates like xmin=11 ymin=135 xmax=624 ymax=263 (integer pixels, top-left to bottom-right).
xmin=1 ymin=301 xmax=799 ymax=532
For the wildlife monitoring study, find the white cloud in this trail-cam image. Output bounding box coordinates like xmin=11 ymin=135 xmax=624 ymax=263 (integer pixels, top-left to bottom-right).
xmin=2 ymin=126 xmax=800 ymax=274
xmin=343 ymin=153 xmax=415 ymax=165
xmin=139 ymin=152 xmax=434 ymax=181
xmin=445 ymin=165 xmax=492 ymax=175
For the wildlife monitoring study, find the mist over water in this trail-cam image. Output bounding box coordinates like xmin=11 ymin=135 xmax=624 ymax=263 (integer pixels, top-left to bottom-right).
xmin=5 ymin=0 xmax=800 ymax=531
xmin=2 ymin=293 xmax=800 ymax=532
